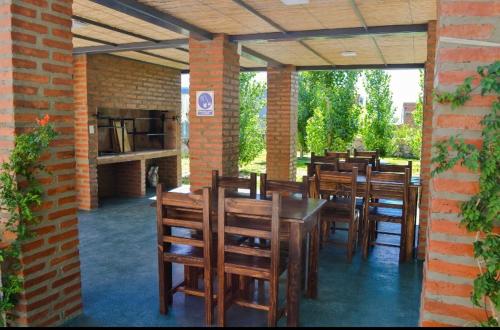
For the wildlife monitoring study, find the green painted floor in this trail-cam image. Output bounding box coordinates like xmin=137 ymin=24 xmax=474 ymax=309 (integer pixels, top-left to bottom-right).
xmin=63 ymin=191 xmax=423 ymax=327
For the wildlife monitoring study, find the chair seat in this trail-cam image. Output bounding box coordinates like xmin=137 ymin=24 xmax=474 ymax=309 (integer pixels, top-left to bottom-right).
xmin=368 ymin=206 xmax=403 ymax=222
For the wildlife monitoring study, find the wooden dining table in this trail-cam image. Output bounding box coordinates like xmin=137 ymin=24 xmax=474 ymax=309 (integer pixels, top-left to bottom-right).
xmin=166 ymin=185 xmax=327 ymax=327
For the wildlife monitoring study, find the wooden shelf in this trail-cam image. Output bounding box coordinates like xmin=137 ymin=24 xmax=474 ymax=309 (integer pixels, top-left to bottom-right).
xmin=97 ymin=149 xmax=178 ymax=165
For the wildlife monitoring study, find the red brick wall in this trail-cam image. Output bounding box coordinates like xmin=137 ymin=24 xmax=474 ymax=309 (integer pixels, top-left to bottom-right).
xmin=189 ymin=34 xmax=240 ymax=190
xmin=266 ymin=65 xmax=298 ymax=181
xmin=420 ymin=1 xmax=499 ymax=326
xmin=73 ymin=54 xmax=181 ymax=209
xmin=97 ymin=161 xmax=145 ymax=198
xmin=418 ymin=20 xmax=437 ymax=259
xmin=0 ymin=0 xmax=82 ymax=326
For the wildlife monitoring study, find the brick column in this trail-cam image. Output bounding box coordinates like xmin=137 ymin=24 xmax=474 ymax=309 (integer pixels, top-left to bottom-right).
xmin=189 ymin=34 xmax=240 ymax=190
xmin=417 ymin=20 xmax=437 ymax=260
xmin=0 ymin=0 xmax=82 ymax=326
xmin=73 ymin=54 xmax=97 ymax=210
xmin=420 ymin=0 xmax=499 ymax=326
xmin=266 ymin=65 xmax=298 ymax=181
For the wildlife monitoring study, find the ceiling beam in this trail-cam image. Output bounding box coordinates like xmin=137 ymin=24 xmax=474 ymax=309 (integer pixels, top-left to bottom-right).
xmin=73 ymin=39 xmax=189 ymax=55
xmin=73 ymin=35 xmax=188 ymax=66
xmin=181 ymin=63 xmax=425 ymax=74
xmin=73 ymin=15 xmax=157 ymax=42
xmin=231 ymin=0 xmax=333 ymax=65
xmin=229 ymin=24 xmax=428 ymax=43
xmin=240 ymin=46 xmax=282 ymax=67
xmin=296 ymin=63 xmax=425 ymax=71
xmin=90 ymin=0 xmax=213 ymax=40
xmin=348 ymin=0 xmax=387 ymax=65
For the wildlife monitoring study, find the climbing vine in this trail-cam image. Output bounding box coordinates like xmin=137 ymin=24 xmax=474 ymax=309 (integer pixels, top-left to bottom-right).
xmin=0 ymin=115 xmax=57 ymax=326
xmin=432 ymin=61 xmax=499 ymax=327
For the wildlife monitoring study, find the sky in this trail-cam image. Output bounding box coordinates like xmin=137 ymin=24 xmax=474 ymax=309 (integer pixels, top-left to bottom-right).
xmin=181 ymin=69 xmax=421 ymax=123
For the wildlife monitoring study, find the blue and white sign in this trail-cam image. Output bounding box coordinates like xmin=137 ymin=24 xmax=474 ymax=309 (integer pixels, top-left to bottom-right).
xmin=196 ymin=91 xmax=214 ymax=116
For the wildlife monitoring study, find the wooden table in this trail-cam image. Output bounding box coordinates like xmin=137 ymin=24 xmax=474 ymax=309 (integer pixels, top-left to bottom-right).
xmin=167 ymin=186 xmax=326 ymax=327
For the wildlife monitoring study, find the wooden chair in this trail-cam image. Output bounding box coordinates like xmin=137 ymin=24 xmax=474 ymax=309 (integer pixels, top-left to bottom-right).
xmin=260 ymin=173 xmax=309 ymax=199
xmin=212 ymin=169 xmax=257 ymax=200
xmin=156 ymin=184 xmax=215 ymax=325
xmin=315 ymin=165 xmax=360 ymax=262
xmin=346 ymin=156 xmax=376 ymax=168
xmin=362 ymin=166 xmax=411 ymax=262
xmin=376 ymin=159 xmax=412 ymax=178
xmin=337 ymin=160 xmax=369 ymax=174
xmin=308 ymin=152 xmax=340 ymax=176
xmin=373 ymin=159 xmax=413 ymax=239
xmin=353 ymin=148 xmax=379 ymax=160
xmin=217 ymin=188 xmax=287 ymax=326
xmin=324 ymin=149 xmax=350 ymax=159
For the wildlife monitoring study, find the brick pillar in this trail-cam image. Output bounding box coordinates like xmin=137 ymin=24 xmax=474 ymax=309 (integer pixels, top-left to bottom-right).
xmin=420 ymin=1 xmax=499 ymax=326
xmin=417 ymin=20 xmax=437 ymax=260
xmin=189 ymin=34 xmax=240 ymax=190
xmin=0 ymin=0 xmax=82 ymax=326
xmin=266 ymin=65 xmax=298 ymax=181
xmin=73 ymin=54 xmax=97 ymax=210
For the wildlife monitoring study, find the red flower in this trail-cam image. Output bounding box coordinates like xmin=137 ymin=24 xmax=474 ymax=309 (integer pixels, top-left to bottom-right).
xmin=36 ymin=114 xmax=50 ymax=126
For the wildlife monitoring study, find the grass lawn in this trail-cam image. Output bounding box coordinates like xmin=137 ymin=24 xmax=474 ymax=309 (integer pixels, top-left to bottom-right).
xmin=182 ymin=151 xmax=420 ymax=184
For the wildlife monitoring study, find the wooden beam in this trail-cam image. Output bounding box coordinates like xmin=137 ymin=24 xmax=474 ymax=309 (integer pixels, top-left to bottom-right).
xmin=90 ymin=0 xmax=213 ymax=40
xmin=229 ymin=24 xmax=428 ymax=43
xmin=73 ymin=39 xmax=189 ymax=55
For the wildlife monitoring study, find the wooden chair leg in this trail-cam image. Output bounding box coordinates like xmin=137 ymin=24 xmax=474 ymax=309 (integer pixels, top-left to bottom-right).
xmin=267 ymin=277 xmax=278 ymax=327
xmin=158 ymin=248 xmax=169 ymax=314
xmin=217 ymin=270 xmax=226 ymax=327
xmin=203 ymin=267 xmax=213 ymax=325
xmin=321 ymin=219 xmax=329 ymax=245
xmin=347 ymin=221 xmax=355 ymax=263
xmin=362 ymin=220 xmax=370 ymax=260
xmin=357 ymin=211 xmax=364 ymax=244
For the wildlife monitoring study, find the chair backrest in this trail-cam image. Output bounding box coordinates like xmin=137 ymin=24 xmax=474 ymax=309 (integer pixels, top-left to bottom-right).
xmin=353 ymin=148 xmax=379 ymax=160
xmin=217 ymin=187 xmax=281 ymax=277
xmin=364 ymin=165 xmax=410 ymax=217
xmin=260 ymin=173 xmax=309 ymax=199
xmin=308 ymin=152 xmax=340 ymax=176
xmin=156 ymin=184 xmax=212 ymax=261
xmin=315 ymin=165 xmax=358 ymax=216
xmin=376 ymin=159 xmax=412 ymax=178
xmin=308 ymin=174 xmax=319 ymax=199
xmin=347 ymin=156 xmax=376 ymax=167
xmin=212 ymin=169 xmax=257 ymax=199
xmin=324 ymin=149 xmax=350 ymax=159
xmin=337 ymin=161 xmax=368 ymax=174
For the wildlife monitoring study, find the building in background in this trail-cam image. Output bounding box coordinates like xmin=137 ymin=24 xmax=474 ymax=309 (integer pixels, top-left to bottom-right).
xmin=403 ymin=102 xmax=417 ymax=127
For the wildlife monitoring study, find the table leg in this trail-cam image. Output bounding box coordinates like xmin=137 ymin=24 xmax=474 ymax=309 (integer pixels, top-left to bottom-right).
xmin=307 ymin=214 xmax=319 ymax=299
xmin=287 ymin=222 xmax=303 ymax=327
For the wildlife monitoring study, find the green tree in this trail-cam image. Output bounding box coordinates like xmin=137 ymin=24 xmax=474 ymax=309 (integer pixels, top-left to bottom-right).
xmin=362 ymin=70 xmax=395 ymax=156
xmin=414 ymin=69 xmax=424 ymax=128
xmin=305 ymin=70 xmax=361 ymax=153
xmin=298 ymin=72 xmax=320 ymax=155
xmin=239 ymin=72 xmax=266 ymax=165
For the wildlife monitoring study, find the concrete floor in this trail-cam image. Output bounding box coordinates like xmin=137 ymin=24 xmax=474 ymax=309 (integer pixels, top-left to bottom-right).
xmin=63 ymin=191 xmax=423 ymax=327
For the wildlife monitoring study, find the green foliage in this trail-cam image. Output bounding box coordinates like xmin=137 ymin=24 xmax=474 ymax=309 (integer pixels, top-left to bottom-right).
xmin=432 ymin=61 xmax=500 ymax=326
xmin=304 ymin=70 xmax=361 ymax=153
xmin=239 ymin=72 xmax=266 ymax=165
xmin=413 ymin=69 xmax=424 ymax=128
xmin=392 ymin=69 xmax=424 ymax=159
xmin=0 ymin=115 xmax=57 ymax=326
xmin=298 ymin=72 xmax=320 ymax=154
xmin=392 ymin=124 xmax=422 ymax=159
xmin=305 ymin=107 xmax=328 ymax=154
xmin=362 ymin=70 xmax=395 ymax=156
